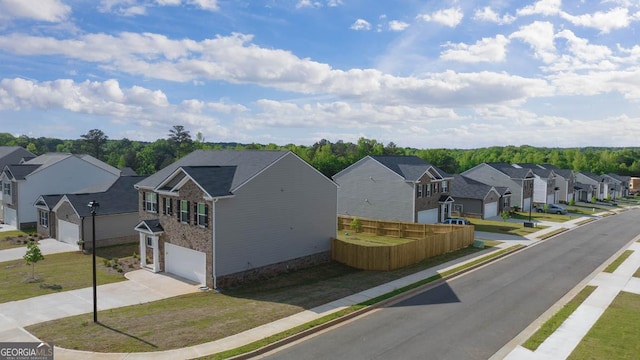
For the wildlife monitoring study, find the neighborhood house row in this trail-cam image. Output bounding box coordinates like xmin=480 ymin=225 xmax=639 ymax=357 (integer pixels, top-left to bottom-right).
xmin=0 ymin=146 xmax=633 ymax=288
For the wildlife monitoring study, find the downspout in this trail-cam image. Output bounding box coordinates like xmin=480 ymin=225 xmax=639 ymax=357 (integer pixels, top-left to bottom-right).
xmin=412 ymin=182 xmax=416 ymax=222
xmin=80 ymin=216 xmax=85 ymax=251
xmin=212 ymin=198 xmax=218 ymax=291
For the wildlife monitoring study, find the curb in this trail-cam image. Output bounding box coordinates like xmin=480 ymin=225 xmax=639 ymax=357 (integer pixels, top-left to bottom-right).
xmin=228 ymin=244 xmax=527 ymax=360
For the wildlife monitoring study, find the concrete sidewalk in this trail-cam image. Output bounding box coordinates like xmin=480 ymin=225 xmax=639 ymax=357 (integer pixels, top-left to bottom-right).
xmin=500 ymin=238 xmax=640 ymax=360
xmin=0 ymin=238 xmax=77 ymax=262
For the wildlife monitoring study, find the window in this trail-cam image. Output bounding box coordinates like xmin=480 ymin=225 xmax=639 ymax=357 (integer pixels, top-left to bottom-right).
xmin=441 ymin=181 xmax=448 ymax=192
xmin=143 ymin=192 xmax=158 ymax=213
xmin=164 ymin=197 xmax=173 ymax=215
xmin=417 ymin=184 xmax=423 ymax=198
xmin=197 ymin=203 xmax=209 ymax=227
xmin=146 ymin=236 xmax=153 ymax=247
xmin=503 ymin=197 xmax=510 ymax=208
xmin=426 ymin=183 xmax=432 ymax=197
xmin=39 ymin=211 xmax=48 ymax=227
xmin=3 ymin=182 xmax=10 ymax=196
xmin=180 ymin=200 xmax=189 ymax=223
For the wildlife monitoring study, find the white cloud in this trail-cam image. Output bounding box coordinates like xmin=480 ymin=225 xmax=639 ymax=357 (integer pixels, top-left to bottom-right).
xmin=509 ymin=21 xmax=557 ymax=63
xmin=561 ymin=7 xmax=631 ymax=33
xmin=296 ymin=0 xmax=321 ymax=9
xmin=473 ymin=6 xmax=516 ymax=24
xmin=98 ymin=0 xmax=218 ymax=15
xmin=0 ymin=0 xmax=70 ymax=22
xmin=0 ymin=32 xmax=554 ymax=108
xmin=350 ymin=19 xmax=371 ymax=31
xmin=417 ymin=7 xmax=464 ymax=28
xmin=388 ymin=20 xmax=409 ymax=32
xmin=440 ymin=35 xmax=510 ymax=63
xmin=517 ymin=0 xmax=562 ymax=17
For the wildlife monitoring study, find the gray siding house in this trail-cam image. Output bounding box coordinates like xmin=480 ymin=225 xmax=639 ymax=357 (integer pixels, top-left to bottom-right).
xmin=462 ymin=162 xmax=535 ymax=211
xmin=540 ymin=164 xmax=575 ymax=204
xmin=134 ymin=150 xmax=337 ymax=289
xmin=34 ymin=175 xmax=146 ymax=249
xmin=333 ymin=155 xmax=453 ymax=224
xmin=575 ymin=172 xmax=605 ymax=200
xmin=450 ymin=175 xmax=511 ymax=219
xmin=512 ymin=163 xmax=557 ymax=205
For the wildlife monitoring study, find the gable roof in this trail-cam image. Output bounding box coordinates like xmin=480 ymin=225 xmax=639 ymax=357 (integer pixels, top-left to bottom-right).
xmin=540 ymin=164 xmax=574 ymax=178
xmin=23 ymin=153 xmax=120 ymax=177
xmin=136 ymin=150 xmax=289 ymax=192
xmin=34 ymin=194 xmax=64 ymax=210
xmin=0 ymin=146 xmax=35 ymax=170
xmin=53 ymin=175 xmax=147 ymax=217
xmin=3 ymin=164 xmax=40 ymax=180
xmin=513 ymin=163 xmax=553 ymax=178
xmin=369 ymin=155 xmax=451 ymax=182
xmin=451 ymin=175 xmax=500 ymax=200
xmin=157 ymin=166 xmax=237 ymax=198
xmin=485 ymin=162 xmax=533 ymax=179
xmin=134 ymin=219 xmax=164 ymax=235
xmin=577 ymin=171 xmax=603 ymax=182
xmin=605 ymin=173 xmax=629 ymax=183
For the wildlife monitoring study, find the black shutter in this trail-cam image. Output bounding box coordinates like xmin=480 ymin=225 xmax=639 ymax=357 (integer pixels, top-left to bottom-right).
xmin=193 ymin=203 xmax=197 ymax=225
xmin=168 ymin=198 xmax=172 ymax=215
xmin=187 ymin=201 xmax=191 ymax=224
xmin=142 ymin=191 xmax=146 ymax=211
xmin=204 ymin=204 xmax=209 ymax=227
xmin=162 ymin=197 xmax=166 ymax=215
xmin=177 ymin=200 xmax=181 ymax=221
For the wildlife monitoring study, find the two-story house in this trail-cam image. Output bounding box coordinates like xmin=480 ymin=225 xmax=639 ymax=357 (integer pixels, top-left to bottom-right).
xmin=332 ymin=155 xmax=454 ymax=223
xmin=133 ymin=150 xmax=337 ymax=289
xmin=539 ymin=164 xmax=576 ymax=204
xmin=0 ymin=146 xmax=35 ymax=222
xmin=512 ymin=163 xmax=557 ymax=205
xmin=604 ymin=173 xmax=630 ymax=199
xmin=1 ymin=153 xmax=121 ymax=229
xmin=575 ymin=172 xmax=606 ymax=201
xmin=462 ymin=162 xmax=535 ymax=212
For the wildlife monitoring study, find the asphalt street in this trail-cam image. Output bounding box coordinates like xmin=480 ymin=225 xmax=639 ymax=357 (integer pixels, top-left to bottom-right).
xmin=259 ymin=209 xmax=640 ymax=360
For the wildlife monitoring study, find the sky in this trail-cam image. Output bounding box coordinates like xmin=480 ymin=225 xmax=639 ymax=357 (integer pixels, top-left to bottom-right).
xmin=0 ymin=0 xmax=639 ymax=149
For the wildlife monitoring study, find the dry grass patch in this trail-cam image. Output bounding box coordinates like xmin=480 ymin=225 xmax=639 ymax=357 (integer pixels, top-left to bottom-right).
xmin=0 ymin=251 xmax=127 ymax=303
xmin=28 ymin=245 xmax=493 ymax=353
xmin=0 ymin=229 xmax=39 ymax=250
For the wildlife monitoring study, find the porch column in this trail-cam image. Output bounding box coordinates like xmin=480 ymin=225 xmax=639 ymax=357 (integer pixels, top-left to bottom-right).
xmin=139 ymin=233 xmax=146 ymax=268
xmin=152 ymin=236 xmax=160 ymax=273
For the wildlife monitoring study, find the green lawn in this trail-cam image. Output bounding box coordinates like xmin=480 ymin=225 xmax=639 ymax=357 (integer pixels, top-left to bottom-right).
xmin=471 ymin=218 xmax=546 ymax=237
xmin=0 ymin=251 xmax=128 ymax=303
xmin=568 ymin=291 xmax=640 ymax=360
xmin=604 ymin=250 xmax=634 ymax=273
xmin=27 ymin=244 xmax=508 ymax=353
xmin=337 ymin=233 xmax=413 ymax=246
xmin=523 ymin=286 xmax=597 ymax=351
xmin=510 ymin=211 xmax=573 ymax=223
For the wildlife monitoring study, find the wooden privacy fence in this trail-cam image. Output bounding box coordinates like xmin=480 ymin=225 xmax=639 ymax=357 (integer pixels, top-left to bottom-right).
xmin=334 ymin=215 xmax=475 ymax=271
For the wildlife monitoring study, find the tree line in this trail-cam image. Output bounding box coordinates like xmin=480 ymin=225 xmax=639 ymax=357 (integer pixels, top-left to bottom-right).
xmin=1 ymin=127 xmax=639 ymax=177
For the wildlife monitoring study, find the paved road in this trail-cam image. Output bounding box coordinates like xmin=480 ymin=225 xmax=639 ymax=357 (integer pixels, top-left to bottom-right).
xmin=261 ymin=209 xmax=640 ymax=360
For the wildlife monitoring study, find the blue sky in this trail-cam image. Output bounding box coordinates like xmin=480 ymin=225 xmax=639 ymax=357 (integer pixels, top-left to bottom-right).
xmin=0 ymin=0 xmax=639 ymax=148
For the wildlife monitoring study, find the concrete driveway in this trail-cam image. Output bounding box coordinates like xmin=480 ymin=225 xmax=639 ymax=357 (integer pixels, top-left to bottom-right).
xmin=0 ymin=238 xmax=78 ymax=263
xmin=0 ymin=270 xmax=200 ymax=342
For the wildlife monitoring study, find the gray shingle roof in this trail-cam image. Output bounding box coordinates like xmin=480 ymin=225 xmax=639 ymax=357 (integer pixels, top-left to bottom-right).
xmin=136 ymin=150 xmax=288 ymax=190
xmin=486 ymin=163 xmax=532 ymax=179
xmin=181 ymin=166 xmax=236 ymax=198
xmin=578 ymin=171 xmax=603 ymax=182
xmin=62 ymin=175 xmax=147 ymax=216
xmin=541 ymin=164 xmax=573 ymax=178
xmin=451 ymin=175 xmax=496 ymax=200
xmin=514 ymin=163 xmax=552 ymax=177
xmin=370 ymin=155 xmax=450 ymax=181
xmin=0 ymin=146 xmax=35 ymax=170
xmin=4 ymin=164 xmax=40 ymax=180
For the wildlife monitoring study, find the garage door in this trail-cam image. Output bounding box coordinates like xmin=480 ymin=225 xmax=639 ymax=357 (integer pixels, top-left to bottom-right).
xmin=4 ymin=207 xmax=17 ymax=226
xmin=522 ymin=198 xmax=532 ymax=213
xmin=417 ymin=209 xmax=438 ymax=224
xmin=483 ymin=202 xmax=498 ymax=219
xmin=57 ymin=220 xmax=79 ymax=245
xmin=165 ymin=243 xmax=206 ymax=285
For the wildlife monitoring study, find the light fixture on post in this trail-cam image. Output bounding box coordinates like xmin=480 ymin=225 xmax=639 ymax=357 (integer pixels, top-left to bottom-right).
xmin=88 ymin=200 xmax=100 ymax=323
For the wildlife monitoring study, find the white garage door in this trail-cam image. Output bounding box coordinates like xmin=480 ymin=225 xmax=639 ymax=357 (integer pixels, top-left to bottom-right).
xmin=522 ymin=198 xmax=532 ymax=212
xmin=57 ymin=220 xmax=79 ymax=245
xmin=165 ymin=243 xmax=206 ymax=285
xmin=417 ymin=209 xmax=438 ymax=224
xmin=483 ymin=202 xmax=498 ymax=219
xmin=4 ymin=207 xmax=17 ymax=226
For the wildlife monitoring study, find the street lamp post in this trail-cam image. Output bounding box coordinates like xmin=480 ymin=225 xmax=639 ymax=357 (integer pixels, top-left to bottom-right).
xmin=88 ymin=200 xmax=100 ymax=323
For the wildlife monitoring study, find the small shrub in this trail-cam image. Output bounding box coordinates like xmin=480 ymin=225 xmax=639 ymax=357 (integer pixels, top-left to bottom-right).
xmin=591 ymin=197 xmax=597 ymax=203
xmin=569 ymin=198 xmax=576 ymax=206
xmin=117 ymin=268 xmax=124 ymax=273
xmin=350 ymin=217 xmax=363 ymax=233
xmin=499 ymin=210 xmax=510 ymax=221
xmin=102 ymin=259 xmax=109 ymax=266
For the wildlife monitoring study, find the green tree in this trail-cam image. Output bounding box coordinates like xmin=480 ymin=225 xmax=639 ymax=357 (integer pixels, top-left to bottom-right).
xmin=80 ymin=129 xmax=108 ymax=159
xmin=24 ymin=241 xmax=45 ymax=279
xmin=168 ymin=125 xmax=193 ymax=158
